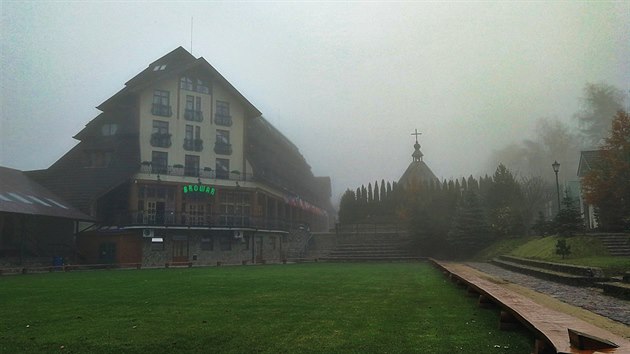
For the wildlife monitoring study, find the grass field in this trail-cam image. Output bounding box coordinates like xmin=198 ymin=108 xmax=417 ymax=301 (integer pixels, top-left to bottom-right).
xmin=0 ymin=262 xmax=533 ymax=353
xmin=474 ymin=235 xmax=630 ymax=276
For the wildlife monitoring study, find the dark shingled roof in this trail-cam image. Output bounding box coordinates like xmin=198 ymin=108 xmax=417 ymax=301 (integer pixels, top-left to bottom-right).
xmin=0 ymin=166 xmax=93 ymax=221
xmin=97 ymin=47 xmax=261 ymax=118
xmin=577 ymin=150 xmax=604 ymax=177
xmin=398 ymin=160 xmax=439 ymax=187
xmin=26 ymin=133 xmax=139 ymax=216
xmin=246 ymin=116 xmax=332 ymax=210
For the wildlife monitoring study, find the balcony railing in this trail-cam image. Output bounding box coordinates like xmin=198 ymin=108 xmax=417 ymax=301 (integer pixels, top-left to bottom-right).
xmin=151 ymin=103 xmax=172 ymax=117
xmin=139 ymin=163 xmax=253 ymax=181
xmin=214 ymin=142 xmax=232 ymax=155
xmin=184 ymin=109 xmax=203 ymax=122
xmin=150 ymin=133 xmax=172 ymax=148
xmin=124 ymin=211 xmax=300 ymax=231
xmin=214 ymin=114 xmax=232 ymax=127
xmin=183 ymin=138 xmax=203 ymax=152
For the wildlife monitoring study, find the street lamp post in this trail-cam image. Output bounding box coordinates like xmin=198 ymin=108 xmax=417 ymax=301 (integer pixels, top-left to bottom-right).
xmin=552 ymin=160 xmax=561 ymax=211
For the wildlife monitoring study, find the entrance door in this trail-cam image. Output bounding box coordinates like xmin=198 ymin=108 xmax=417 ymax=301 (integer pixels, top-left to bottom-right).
xmin=172 ymin=236 xmax=188 ymax=262
xmin=155 ymin=202 xmax=166 ymax=224
xmin=99 ymin=242 xmax=116 ymax=264
xmin=255 ymin=236 xmax=263 ymax=263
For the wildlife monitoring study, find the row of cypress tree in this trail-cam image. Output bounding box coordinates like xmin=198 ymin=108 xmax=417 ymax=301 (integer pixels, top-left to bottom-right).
xmin=338 ymin=164 xmax=581 ymax=258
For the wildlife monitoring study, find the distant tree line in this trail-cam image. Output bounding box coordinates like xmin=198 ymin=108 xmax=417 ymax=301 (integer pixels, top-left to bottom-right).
xmin=338 ymin=163 xmax=587 ymax=258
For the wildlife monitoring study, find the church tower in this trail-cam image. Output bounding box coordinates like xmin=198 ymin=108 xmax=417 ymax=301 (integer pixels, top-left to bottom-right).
xmin=398 ymin=130 xmax=439 ymax=187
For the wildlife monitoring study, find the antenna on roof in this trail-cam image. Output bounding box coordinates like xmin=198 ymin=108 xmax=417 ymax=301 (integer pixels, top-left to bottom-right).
xmin=190 ymin=16 xmax=194 ymax=54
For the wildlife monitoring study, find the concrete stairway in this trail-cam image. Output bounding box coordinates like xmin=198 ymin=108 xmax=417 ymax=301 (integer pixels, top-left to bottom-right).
xmin=320 ymin=232 xmax=417 ymax=261
xmin=594 ymin=233 xmax=630 ymax=257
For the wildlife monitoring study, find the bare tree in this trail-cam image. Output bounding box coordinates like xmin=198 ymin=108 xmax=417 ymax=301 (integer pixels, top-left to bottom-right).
xmin=520 ymin=176 xmax=554 ymax=235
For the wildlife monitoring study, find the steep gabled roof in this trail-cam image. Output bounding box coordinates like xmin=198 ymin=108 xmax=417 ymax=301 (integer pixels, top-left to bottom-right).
xmin=96 ymin=47 xmax=261 ymax=118
xmin=577 ymin=150 xmax=604 ymax=177
xmin=398 ymin=161 xmax=439 ymax=187
xmin=27 ymin=132 xmax=139 ymax=215
xmin=0 ymin=166 xmax=93 ymax=221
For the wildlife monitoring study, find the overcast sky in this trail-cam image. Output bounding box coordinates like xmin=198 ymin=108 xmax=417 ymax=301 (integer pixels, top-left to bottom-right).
xmin=1 ymin=2 xmax=628 ymax=204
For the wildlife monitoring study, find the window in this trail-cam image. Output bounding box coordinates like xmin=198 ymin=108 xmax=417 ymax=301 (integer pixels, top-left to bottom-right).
xmin=185 ymin=202 xmax=205 ymax=225
xmin=84 ymin=151 xmax=112 ymax=168
xmin=151 ymin=151 xmax=168 ymax=174
xmin=185 ymin=95 xmax=203 ymax=122
xmin=218 ymin=191 xmax=251 ymax=227
xmin=180 ymin=76 xmax=193 ymax=90
xmin=151 ymin=121 xmax=171 ymax=148
xmin=220 ymin=235 xmax=232 ymax=251
xmin=184 ymin=125 xmax=202 ymax=151
xmin=184 ymin=155 xmax=200 ymax=177
xmin=201 ymin=236 xmax=213 ymax=251
xmin=215 ymin=101 xmax=232 ymax=126
xmin=214 ymin=130 xmax=231 ymax=155
xmin=216 ymin=158 xmax=229 ymax=179
xmin=101 ymin=124 xmax=118 ymax=136
xmin=152 ymin=90 xmax=172 ymax=117
xmin=197 ymin=79 xmax=209 ymax=94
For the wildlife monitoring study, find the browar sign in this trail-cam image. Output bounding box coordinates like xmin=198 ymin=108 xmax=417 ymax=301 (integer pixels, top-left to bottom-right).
xmin=183 ymin=184 xmax=216 ymax=196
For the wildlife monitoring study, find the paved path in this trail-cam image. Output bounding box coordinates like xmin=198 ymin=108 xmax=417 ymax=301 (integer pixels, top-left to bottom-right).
xmin=467 ymin=262 xmax=630 ymax=326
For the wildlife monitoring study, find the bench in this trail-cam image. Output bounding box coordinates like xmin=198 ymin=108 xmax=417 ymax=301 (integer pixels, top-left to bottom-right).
xmin=164 ymin=262 xmax=193 ymax=268
xmin=432 ymin=260 xmax=630 ymax=354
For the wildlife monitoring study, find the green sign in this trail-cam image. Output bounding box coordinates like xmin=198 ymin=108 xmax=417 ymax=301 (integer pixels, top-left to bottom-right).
xmin=183 ymin=184 xmax=216 ymax=195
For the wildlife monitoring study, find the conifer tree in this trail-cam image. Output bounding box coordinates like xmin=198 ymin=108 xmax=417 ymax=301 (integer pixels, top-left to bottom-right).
xmin=374 ymin=181 xmax=380 ymax=203
xmin=485 ymin=164 xmax=525 ymax=237
xmin=338 ymin=189 xmax=358 ymax=224
xmin=447 ymin=190 xmax=492 ymax=258
xmin=380 ymin=179 xmax=386 ymax=201
xmin=553 ymin=191 xmax=583 ymax=236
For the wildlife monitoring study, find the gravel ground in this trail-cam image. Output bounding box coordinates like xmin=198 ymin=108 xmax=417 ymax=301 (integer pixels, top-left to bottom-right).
xmin=467 ymin=262 xmax=630 ymax=326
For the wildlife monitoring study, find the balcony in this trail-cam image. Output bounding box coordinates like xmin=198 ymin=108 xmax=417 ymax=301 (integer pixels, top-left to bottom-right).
xmin=151 ymin=103 xmax=172 ymax=117
xmin=184 ymin=165 xmax=200 ymax=177
xmin=150 ymin=133 xmax=172 ymax=148
xmin=183 ymin=138 xmax=203 ymax=152
xmin=184 ymin=109 xmax=203 ymax=122
xmin=139 ymin=163 xmax=253 ymax=182
xmin=214 ymin=142 xmax=232 ymax=155
xmin=125 ymin=211 xmax=297 ymax=230
xmin=214 ymin=114 xmax=232 ymax=127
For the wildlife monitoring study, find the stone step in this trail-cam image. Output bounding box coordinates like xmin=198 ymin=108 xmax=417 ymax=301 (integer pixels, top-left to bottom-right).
xmin=334 ymin=245 xmax=411 ymax=250
xmin=491 ymin=258 xmax=608 ymax=286
xmin=328 ymin=251 xmax=413 ymax=257
xmin=320 ymin=256 xmax=419 ymax=262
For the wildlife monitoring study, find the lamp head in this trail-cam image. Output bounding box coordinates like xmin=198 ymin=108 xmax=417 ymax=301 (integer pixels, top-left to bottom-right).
xmin=552 ymin=160 xmax=560 ymax=173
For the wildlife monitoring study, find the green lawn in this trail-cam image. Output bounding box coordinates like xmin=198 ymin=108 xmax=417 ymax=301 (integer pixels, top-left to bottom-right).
xmin=0 ymin=263 xmax=532 ymax=353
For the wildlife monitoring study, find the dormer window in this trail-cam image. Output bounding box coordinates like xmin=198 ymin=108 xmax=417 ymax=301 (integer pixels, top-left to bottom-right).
xmin=153 ymin=64 xmax=167 ymax=71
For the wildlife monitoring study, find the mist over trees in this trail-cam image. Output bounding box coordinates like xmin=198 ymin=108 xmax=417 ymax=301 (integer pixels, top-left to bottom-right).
xmin=486 ymin=82 xmax=627 ymax=184
xmin=575 ymin=83 xmax=627 ymax=147
xmin=337 ymin=82 xmax=629 ymax=258
xmin=338 ymin=164 xmax=547 ymax=258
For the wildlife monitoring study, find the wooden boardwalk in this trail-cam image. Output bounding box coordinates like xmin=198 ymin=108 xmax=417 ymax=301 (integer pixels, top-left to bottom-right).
xmin=433 ymin=260 xmax=630 ymax=354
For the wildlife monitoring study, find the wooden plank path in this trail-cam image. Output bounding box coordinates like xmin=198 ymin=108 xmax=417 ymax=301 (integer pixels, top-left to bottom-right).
xmin=433 ymin=260 xmax=630 ymax=354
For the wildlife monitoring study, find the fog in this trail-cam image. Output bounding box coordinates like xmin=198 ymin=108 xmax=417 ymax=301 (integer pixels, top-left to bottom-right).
xmin=1 ymin=2 xmax=628 ymax=206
